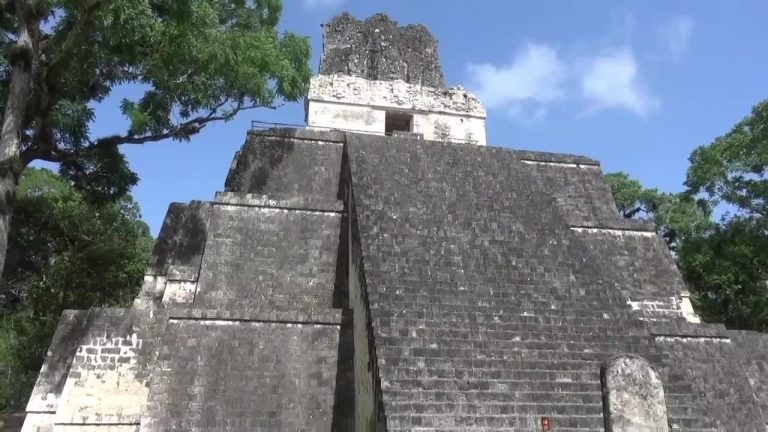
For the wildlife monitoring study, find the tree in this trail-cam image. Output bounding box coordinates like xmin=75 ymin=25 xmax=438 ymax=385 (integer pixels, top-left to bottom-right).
xmin=685 ymin=99 xmax=768 ymax=218
xmin=679 ymin=99 xmax=768 ymax=331
xmin=677 ymin=217 xmax=768 ymax=331
xmin=605 ymin=99 xmax=768 ymax=331
xmin=1 ymin=167 xmax=153 ymax=410
xmin=604 ymin=172 xmax=713 ymax=251
xmin=0 ymin=0 xmax=311 ymax=276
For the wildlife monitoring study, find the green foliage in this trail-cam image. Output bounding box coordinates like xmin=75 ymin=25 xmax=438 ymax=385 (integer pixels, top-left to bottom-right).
xmin=680 ymin=99 xmax=768 ymax=331
xmin=604 ymin=172 xmax=644 ymax=217
xmin=678 ymin=218 xmax=768 ymax=331
xmin=2 ymin=0 xmax=311 ymax=195
xmin=0 ymin=168 xmax=153 ymax=410
xmin=605 ymin=98 xmax=768 ymax=332
xmin=686 ymin=100 xmax=768 ymax=218
xmin=605 ymin=172 xmax=713 ymax=250
xmin=0 ymin=313 xmax=56 ymax=410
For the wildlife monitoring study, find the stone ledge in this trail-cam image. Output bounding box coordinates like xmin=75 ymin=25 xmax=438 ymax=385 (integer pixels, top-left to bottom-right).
xmin=308 ymin=75 xmax=485 ymax=117
xmin=165 ymin=307 xmax=345 ymax=325
xmin=214 ymin=191 xmax=344 ymax=213
xmin=512 ymin=149 xmax=600 ymax=166
xmin=646 ymin=321 xmax=729 ymax=338
xmin=570 ymin=218 xmax=657 ymax=233
xmin=53 ymin=418 xmax=141 ymax=426
xmin=247 ymin=127 xmax=347 ymax=143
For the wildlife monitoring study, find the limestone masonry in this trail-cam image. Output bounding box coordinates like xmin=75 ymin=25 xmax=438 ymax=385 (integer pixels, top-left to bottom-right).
xmin=21 ymin=12 xmax=768 ymax=432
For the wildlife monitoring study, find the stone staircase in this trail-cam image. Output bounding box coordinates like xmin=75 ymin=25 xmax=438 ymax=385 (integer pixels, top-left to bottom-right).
xmin=342 ymin=134 xmax=736 ymax=430
xmin=372 ymin=292 xmax=718 ymax=431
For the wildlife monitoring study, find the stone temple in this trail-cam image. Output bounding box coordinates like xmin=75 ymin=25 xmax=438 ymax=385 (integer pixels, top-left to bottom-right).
xmin=20 ymin=12 xmax=768 ymax=432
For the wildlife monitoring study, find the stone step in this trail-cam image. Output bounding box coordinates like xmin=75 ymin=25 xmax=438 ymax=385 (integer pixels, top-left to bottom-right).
xmin=373 ymin=309 xmax=655 ymax=326
xmin=368 ymin=280 xmax=639 ymax=298
xmin=380 ymin=357 xmax=605 ymax=372
xmin=387 ymin=428 xmax=602 ymax=432
xmin=371 ymin=284 xmax=630 ymax=301
xmin=370 ymin=289 xmax=630 ymax=304
xmin=377 ymin=343 xmax=664 ymax=360
xmin=379 ymin=366 xmax=601 ymax=383
xmin=376 ymin=339 xmax=662 ymax=359
xmin=376 ymin=333 xmax=654 ymax=348
xmin=388 ymin=401 xmax=605 ymax=416
xmin=196 ymin=296 xmax=337 ymax=313
xmin=377 ymin=318 xmax=648 ymax=336
xmin=385 ymin=413 xmax=604 ymax=430
xmin=383 ymin=389 xmax=602 ymax=405
xmin=666 ymin=404 xmax=706 ymax=418
xmin=666 ymin=416 xmax=719 ymax=430
xmin=381 ymin=378 xmax=602 ymax=394
xmin=371 ymin=293 xmax=632 ymax=310
xmin=378 ymin=346 xmax=667 ymax=365
xmin=372 ymin=302 xmax=641 ymax=319
xmin=378 ymin=327 xmax=653 ymax=344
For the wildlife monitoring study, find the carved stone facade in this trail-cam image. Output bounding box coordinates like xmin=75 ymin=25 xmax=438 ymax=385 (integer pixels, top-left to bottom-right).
xmin=307 ymin=13 xmax=487 ymax=145
xmin=306 ymin=75 xmax=486 ymax=144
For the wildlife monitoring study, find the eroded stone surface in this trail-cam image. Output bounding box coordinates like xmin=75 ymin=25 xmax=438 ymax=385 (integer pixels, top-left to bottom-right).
xmin=320 ymin=13 xmax=444 ymax=88
xmin=602 ymin=355 xmax=669 ymax=432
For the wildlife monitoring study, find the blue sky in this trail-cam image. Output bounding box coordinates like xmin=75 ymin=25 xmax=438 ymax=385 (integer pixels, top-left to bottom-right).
xmin=79 ymin=1 xmax=768 ymax=236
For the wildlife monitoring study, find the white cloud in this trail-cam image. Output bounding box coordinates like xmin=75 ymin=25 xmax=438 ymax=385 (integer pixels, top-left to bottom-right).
xmin=658 ymin=15 xmax=693 ymax=60
xmin=580 ymin=49 xmax=658 ymax=116
xmin=467 ymin=43 xmax=567 ymax=121
xmin=302 ymin=0 xmax=344 ymax=9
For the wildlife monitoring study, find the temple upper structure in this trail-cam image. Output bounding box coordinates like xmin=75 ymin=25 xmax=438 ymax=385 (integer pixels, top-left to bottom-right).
xmin=306 ymin=13 xmax=487 ymax=145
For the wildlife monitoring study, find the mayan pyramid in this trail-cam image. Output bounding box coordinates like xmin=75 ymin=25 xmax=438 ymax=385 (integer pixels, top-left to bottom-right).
xmin=21 ymin=12 xmax=768 ymax=432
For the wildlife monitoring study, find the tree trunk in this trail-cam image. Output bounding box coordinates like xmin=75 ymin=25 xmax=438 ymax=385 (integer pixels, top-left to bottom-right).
xmin=0 ymin=1 xmax=36 ymax=276
xmin=0 ymin=173 xmax=16 ymax=279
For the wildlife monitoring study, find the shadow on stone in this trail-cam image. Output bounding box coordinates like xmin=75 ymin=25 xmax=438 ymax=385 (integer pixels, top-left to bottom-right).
xmin=150 ymin=202 xmax=209 ymax=274
xmin=30 ymin=310 xmax=93 ymax=410
xmin=224 ymin=134 xmax=296 ymax=194
xmin=331 ymin=309 xmax=355 ymax=431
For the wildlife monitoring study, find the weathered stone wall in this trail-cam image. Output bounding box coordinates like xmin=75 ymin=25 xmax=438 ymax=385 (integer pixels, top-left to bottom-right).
xmin=22 ymin=309 xmax=164 ymax=431
xmin=514 ymin=154 xmax=687 ymax=319
xmin=224 ymin=130 xmax=346 ymax=200
xmin=135 ymin=201 xmax=212 ymax=307
xmin=194 ymin=205 xmax=341 ymax=310
xmin=307 ymin=75 xmax=486 ymax=145
xmin=24 ymin=311 xmax=90 ymax=419
xmin=140 ymin=315 xmax=344 ymax=431
xmin=347 ymin=185 xmax=384 ymax=432
xmin=648 ymin=320 xmax=768 ymax=431
xmin=320 ymin=13 xmax=444 ymax=88
xmin=137 ymin=129 xmax=353 ymax=430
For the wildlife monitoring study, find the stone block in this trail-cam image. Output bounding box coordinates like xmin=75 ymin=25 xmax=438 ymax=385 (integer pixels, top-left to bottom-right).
xmin=601 ymin=355 xmax=669 ymax=432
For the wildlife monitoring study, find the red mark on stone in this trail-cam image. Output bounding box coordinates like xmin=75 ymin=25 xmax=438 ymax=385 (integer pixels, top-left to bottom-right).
xmin=541 ymin=416 xmax=552 ymax=431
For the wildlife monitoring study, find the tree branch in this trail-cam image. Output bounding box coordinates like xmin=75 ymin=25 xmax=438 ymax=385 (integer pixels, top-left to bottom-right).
xmin=93 ymin=103 xmax=279 ymax=148
xmin=623 ymin=206 xmax=643 ymax=219
xmin=22 ymin=100 xmax=282 ymax=166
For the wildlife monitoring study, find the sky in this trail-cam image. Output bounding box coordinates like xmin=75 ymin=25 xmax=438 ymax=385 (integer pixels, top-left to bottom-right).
xmin=74 ymin=1 xmax=768 ymax=236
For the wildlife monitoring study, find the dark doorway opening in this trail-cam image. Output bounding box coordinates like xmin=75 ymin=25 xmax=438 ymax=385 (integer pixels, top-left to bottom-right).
xmin=385 ymin=111 xmax=413 ymax=135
